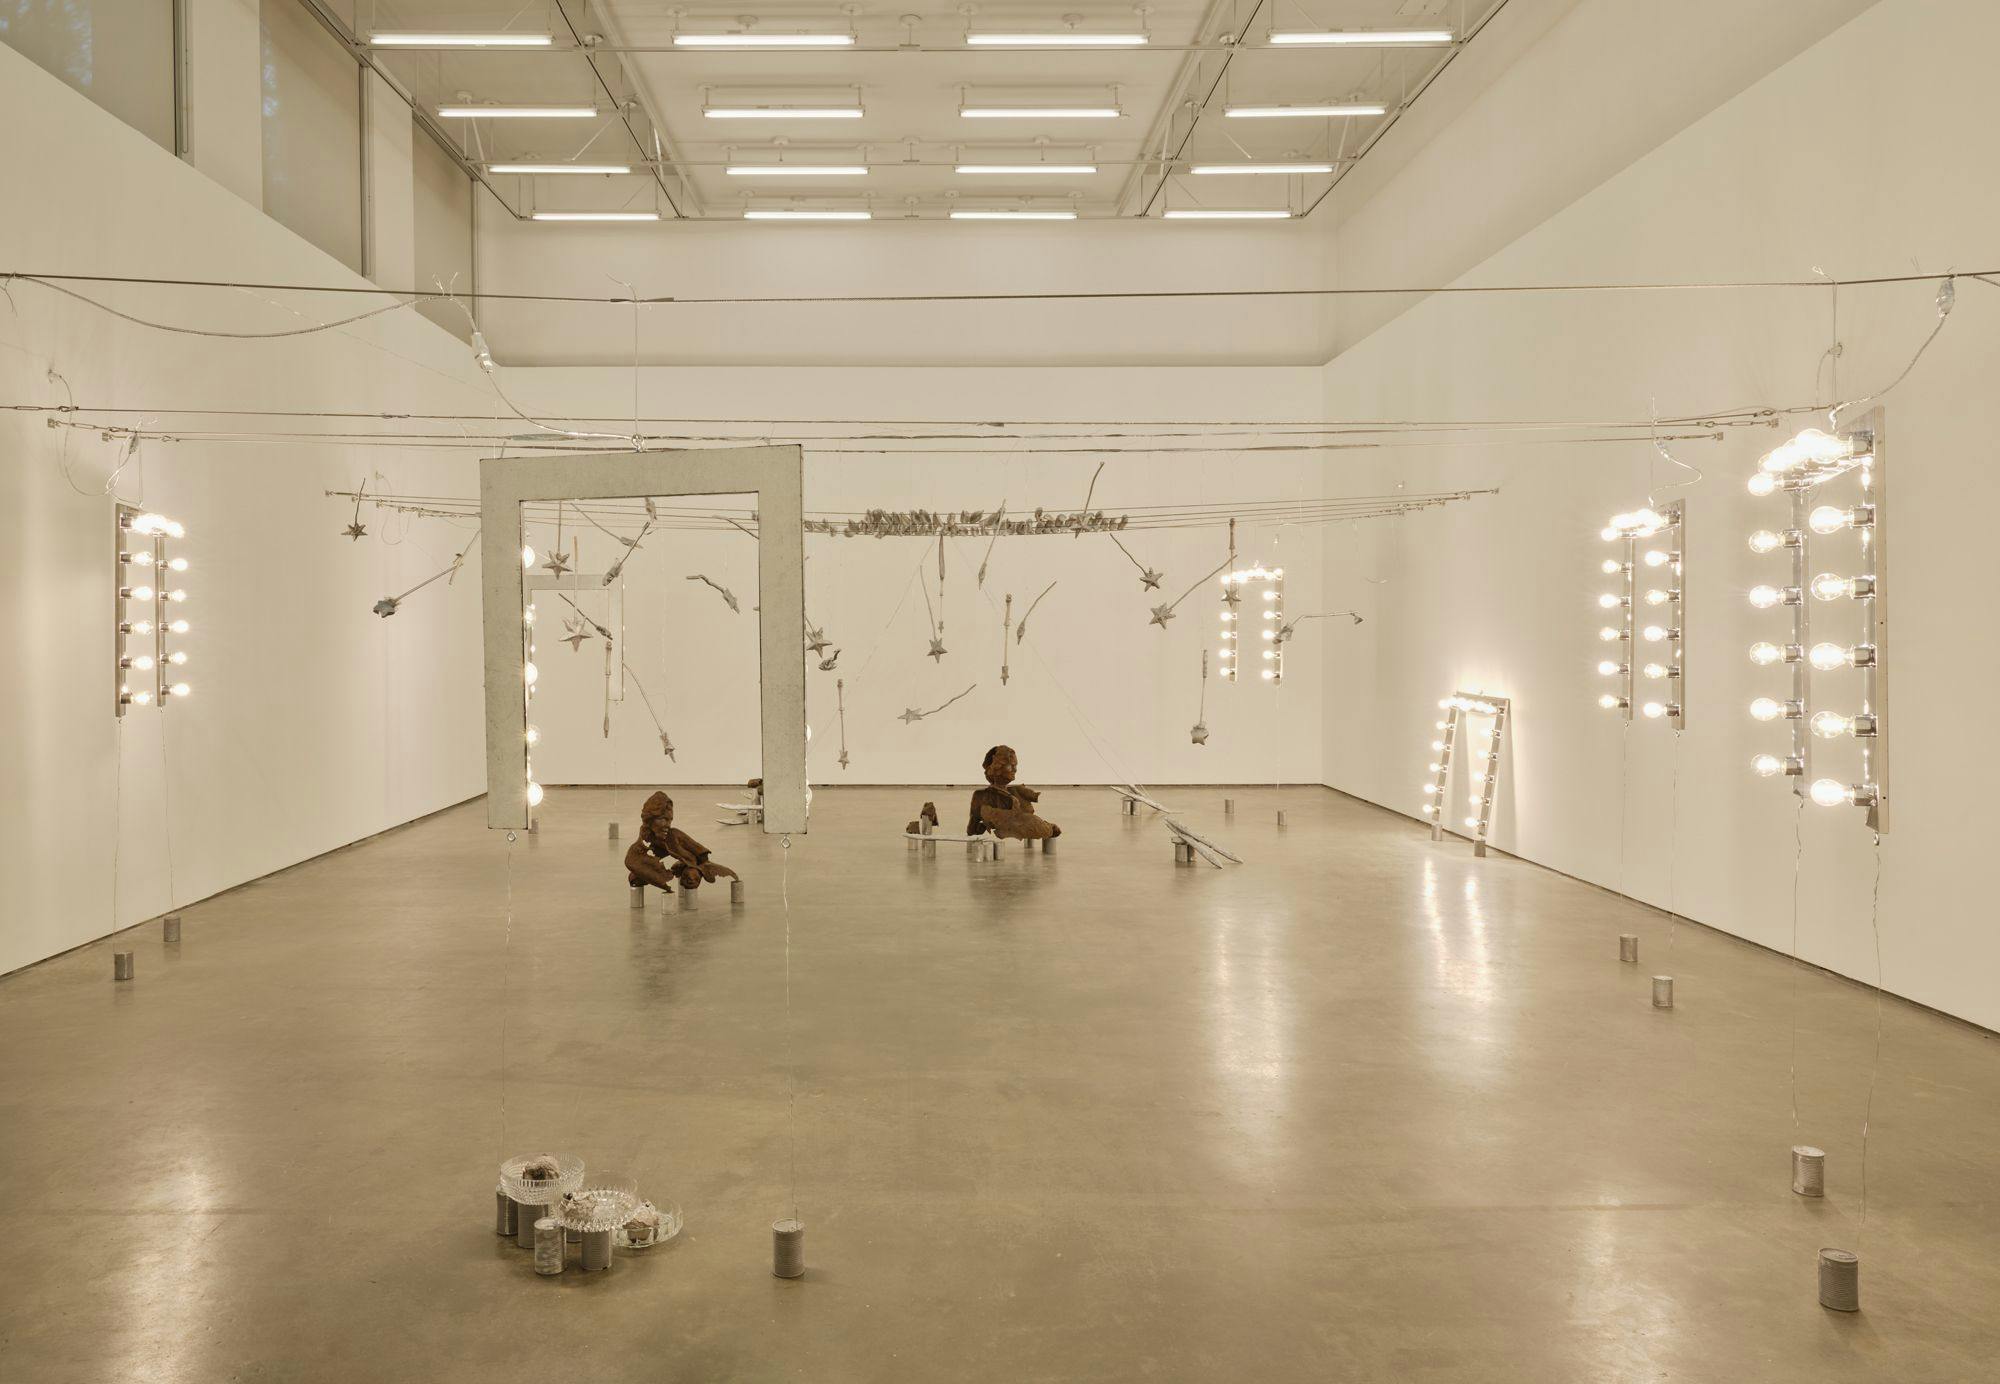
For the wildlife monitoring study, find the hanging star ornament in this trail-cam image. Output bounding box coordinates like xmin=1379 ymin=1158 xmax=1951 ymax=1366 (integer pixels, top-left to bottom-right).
xmin=561 ymin=617 xmax=591 ymax=652
xmin=1190 ymin=720 xmax=1209 ymax=746
xmin=927 ymin=636 xmax=948 ymax=662
xmin=660 ymin=731 xmax=677 ymax=761
xmin=541 ymin=548 xmax=571 ymax=577
xmin=838 ymin=748 xmax=850 ymax=769
xmin=1140 ymin=567 xmax=1163 ymax=590
xmin=899 ymin=707 xmax=924 ymax=724
xmin=1149 ymin=604 xmax=1175 ymax=628
xmin=1222 ymin=586 xmax=1242 ymax=609
xmin=343 ymin=520 xmax=368 ymax=541
xmin=805 ymin=624 xmax=833 ymax=657
xmin=371 ymin=596 xmax=398 ymax=618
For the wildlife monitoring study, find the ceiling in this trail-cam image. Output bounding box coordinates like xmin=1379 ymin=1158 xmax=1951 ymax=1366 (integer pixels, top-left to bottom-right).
xmin=332 ymin=0 xmax=1501 ymax=222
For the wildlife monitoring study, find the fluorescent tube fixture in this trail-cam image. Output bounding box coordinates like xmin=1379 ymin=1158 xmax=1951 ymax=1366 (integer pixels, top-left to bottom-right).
xmin=1268 ymin=29 xmax=1452 ymax=45
xmin=725 ymin=165 xmax=869 ymax=176
xmin=960 ymin=107 xmax=1121 ymax=119
xmin=371 ymin=32 xmax=553 ymax=47
xmin=489 ymin=163 xmax=632 ymax=175
xmin=674 ymin=32 xmax=855 ymax=46
xmin=1224 ymin=103 xmax=1387 ymax=118
xmin=530 ymin=211 xmax=661 ymax=221
xmin=1189 ymin=163 xmax=1335 ymax=175
xmin=438 ymin=105 xmax=597 ymax=119
xmin=743 ymin=210 xmax=873 ymax=220
xmin=956 ymin=164 xmax=1098 ymax=175
xmin=704 ymin=105 xmax=865 ymax=120
xmin=966 ymin=33 xmax=1148 ymax=46
xmin=1163 ymin=209 xmax=1292 ymax=219
xmin=950 ymin=210 xmax=1078 ymax=220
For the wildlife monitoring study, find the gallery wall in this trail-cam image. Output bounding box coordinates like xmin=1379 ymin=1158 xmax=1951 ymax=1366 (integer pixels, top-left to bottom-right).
xmin=1316 ymin=0 xmax=2000 ymax=1028
xmin=0 ymin=43 xmax=491 ymax=975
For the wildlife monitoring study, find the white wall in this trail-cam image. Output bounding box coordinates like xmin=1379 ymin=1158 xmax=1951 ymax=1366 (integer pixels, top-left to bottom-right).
xmin=1318 ymin=0 xmax=2000 ymax=1027
xmin=0 ymin=42 xmax=492 ymax=974
xmin=505 ymin=365 xmax=1331 ymax=790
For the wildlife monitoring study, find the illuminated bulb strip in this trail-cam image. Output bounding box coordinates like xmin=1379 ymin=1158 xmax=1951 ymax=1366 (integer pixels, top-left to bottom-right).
xmin=1225 ymin=104 xmax=1387 ymax=118
xmin=1163 ymin=209 xmax=1292 ymax=219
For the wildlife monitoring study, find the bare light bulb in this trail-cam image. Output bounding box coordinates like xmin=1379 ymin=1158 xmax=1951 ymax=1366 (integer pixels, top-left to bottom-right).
xmin=127 ymin=620 xmax=153 ymax=636
xmin=167 ymin=651 xmax=187 ymax=665
xmin=1598 ymin=693 xmax=1625 ymax=710
xmin=1751 ymin=754 xmax=1786 ymax=778
xmin=1644 ymin=588 xmax=1674 ymax=606
xmin=1809 ymin=778 xmax=1852 ymax=807
xmin=1597 ymin=660 xmax=1623 ymax=676
xmin=1810 ymin=711 xmax=1853 ymax=739
xmin=1748 ymin=642 xmax=1784 ymax=666
xmin=166 ymin=557 xmax=189 ymax=573
xmin=1747 ymin=585 xmax=1786 ymax=609
xmin=1642 ymin=663 xmax=1669 ymax=679
xmin=1463 ymin=816 xmax=1480 ymax=829
xmin=167 ymin=619 xmax=189 ymax=635
xmin=1749 ymin=697 xmax=1786 ymax=722
xmin=526 ymin=780 xmax=545 ymax=807
xmin=126 ymin=585 xmax=155 ymax=602
xmin=1422 ymin=783 xmax=1437 ymax=795
xmin=1601 ymin=559 xmax=1623 ymax=575
xmin=1641 ymin=702 xmax=1671 ymax=719
xmin=1641 ymin=625 xmax=1670 ymax=643
xmin=521 ymin=545 xmax=536 ymax=568
xmin=167 ymin=682 xmax=191 ymax=698
xmin=123 ymin=655 xmax=155 ymax=671
xmin=165 ymin=589 xmax=186 ymax=603
xmin=1809 ymin=642 xmax=1850 ymax=671
xmin=1643 ymin=550 xmax=1673 ymax=568
xmin=524 ymin=661 xmax=539 ymax=687
xmin=1598 ymin=627 xmax=1622 ymax=642
xmin=1748 ymin=530 xmax=1783 ymax=554
xmin=1598 ymin=593 xmax=1624 ymax=609
xmin=525 ymin=725 xmax=541 ymax=746
xmin=1811 ymin=572 xmax=1872 ymax=602
xmin=1747 ymin=472 xmax=1777 ymax=497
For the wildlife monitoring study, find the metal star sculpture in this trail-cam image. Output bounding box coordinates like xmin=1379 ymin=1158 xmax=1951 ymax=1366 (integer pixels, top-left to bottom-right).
xmin=1149 ymin=604 xmax=1175 ymax=628
xmin=561 ymin=617 xmax=591 ymax=652
xmin=1222 ymin=586 xmax=1242 ymax=609
xmin=898 ymin=707 xmax=924 ymax=724
xmin=541 ymin=548 xmax=571 ymax=577
xmin=344 ymin=520 xmax=368 ymax=541
xmin=372 ymin=596 xmax=398 ymax=618
xmin=1140 ymin=568 xmax=1163 ymax=590
xmin=927 ymin=636 xmax=948 ymax=662
xmin=805 ymin=624 xmax=833 ymax=657
xmin=838 ymin=749 xmax=850 ymax=769
xmin=343 ymin=480 xmax=368 ymax=539
xmin=1190 ymin=720 xmax=1209 ymax=746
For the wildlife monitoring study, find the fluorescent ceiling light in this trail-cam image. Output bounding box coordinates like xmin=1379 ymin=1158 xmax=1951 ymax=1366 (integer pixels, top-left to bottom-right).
xmin=531 ymin=211 xmax=661 ymax=221
xmin=743 ymin=210 xmax=873 ymax=220
xmin=1163 ymin=209 xmax=1292 ymax=219
xmin=726 ymin=165 xmax=869 ymax=176
xmin=674 ymin=32 xmax=855 ymax=46
xmin=950 ymin=210 xmax=1078 ymax=220
xmin=438 ymin=105 xmax=597 ymax=119
xmin=966 ymin=33 xmax=1148 ymax=46
xmin=1224 ymin=103 xmax=1387 ymax=118
xmin=490 ymin=163 xmax=631 ymax=175
xmin=1267 ymin=29 xmax=1452 ymax=45
xmin=371 ymin=32 xmax=553 ymax=47
xmin=1189 ymin=162 xmax=1336 ymax=175
xmin=704 ymin=106 xmax=865 ymax=120
xmin=955 ymin=164 xmax=1098 ymax=175
xmin=960 ymin=107 xmax=1121 ymax=120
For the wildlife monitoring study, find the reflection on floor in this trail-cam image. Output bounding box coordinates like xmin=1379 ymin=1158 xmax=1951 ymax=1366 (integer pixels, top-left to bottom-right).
xmin=2 ymin=785 xmax=1995 ymax=1382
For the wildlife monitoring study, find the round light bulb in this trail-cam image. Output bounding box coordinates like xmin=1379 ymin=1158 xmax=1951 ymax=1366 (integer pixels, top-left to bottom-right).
xmin=1598 ymin=593 xmax=1623 ymax=609
xmin=524 ymin=661 xmax=539 ymax=687
xmin=1598 ymin=693 xmax=1624 ymax=710
xmin=167 ymin=651 xmax=187 ymax=666
xmin=128 ymin=620 xmax=153 ymax=636
xmin=1809 ymin=778 xmax=1851 ymax=807
xmin=1642 ymin=663 xmax=1668 ymax=679
xmin=166 ymin=557 xmax=189 ymax=573
xmin=1747 ymin=585 xmax=1784 ymax=609
xmin=1748 ymin=642 xmax=1783 ymax=666
xmin=1809 ymin=642 xmax=1848 ymax=671
xmin=1749 ymin=697 xmax=1785 ymax=722
xmin=1598 ymin=627 xmax=1621 ymax=642
xmin=1422 ymin=783 xmax=1437 ymax=795
xmin=1644 ymin=589 xmax=1672 ymax=606
xmin=1807 ymin=505 xmax=1848 ymax=534
xmin=1747 ymin=473 xmax=1777 ymax=497
xmin=1260 ymin=670 xmax=1276 ymax=680
xmin=127 ymin=551 xmax=154 ymax=567
xmin=1641 ymin=702 xmax=1669 ymax=719
xmin=126 ymin=655 xmax=155 ymax=671
xmin=525 ymin=725 xmax=540 ymax=746
xmin=1810 ymin=711 xmax=1853 ymax=739
xmin=166 ymin=589 xmax=186 ymax=603
xmin=167 ymin=619 xmax=189 ymax=635
xmin=1600 ymin=526 xmax=1620 ymax=541
xmin=1430 ymin=740 xmax=1444 ymax=751
xmin=1464 ymin=816 xmax=1480 ymax=829
xmin=1421 ymin=803 xmax=1436 ymax=815
xmin=1641 ymin=625 xmax=1669 ymax=643
xmin=1748 ymin=530 xmax=1783 ymax=554
xmin=128 ymin=585 xmax=154 ymax=602
xmin=127 ymin=690 xmax=153 ymax=706
xmin=521 ymin=545 xmax=536 ymax=568
xmin=1597 ymin=660 xmax=1621 ymax=676
xmin=526 ymin=781 xmax=545 ymax=807
xmin=1811 ymin=573 xmax=1855 ymax=602
xmin=1751 ymin=754 xmax=1785 ymax=778
xmin=1643 ymin=550 xmax=1672 ymax=568
xmin=1435 ymin=720 xmax=1448 ymax=730
xmin=1262 ymin=591 xmax=1277 ymax=601
xmin=524 ymin=608 xmax=536 ymax=626
xmin=168 ymin=682 xmax=191 ymax=698
xmin=1601 ymin=559 xmax=1623 ymax=575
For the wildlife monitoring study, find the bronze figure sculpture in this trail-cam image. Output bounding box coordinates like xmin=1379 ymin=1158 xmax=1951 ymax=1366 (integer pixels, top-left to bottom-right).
xmin=624 ymin=791 xmax=738 ymax=892
xmin=966 ymin=746 xmax=1061 ymax=840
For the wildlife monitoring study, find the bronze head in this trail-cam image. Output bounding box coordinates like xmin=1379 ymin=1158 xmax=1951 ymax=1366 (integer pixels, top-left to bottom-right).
xmin=982 ymin=745 xmax=1017 ymax=789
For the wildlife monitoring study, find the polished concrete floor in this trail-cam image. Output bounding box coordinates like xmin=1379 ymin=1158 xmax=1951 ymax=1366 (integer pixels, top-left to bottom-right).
xmin=3 ymin=786 xmax=1997 ymax=1382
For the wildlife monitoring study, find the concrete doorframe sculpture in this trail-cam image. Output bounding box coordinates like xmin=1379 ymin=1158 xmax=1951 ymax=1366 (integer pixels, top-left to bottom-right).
xmin=480 ymin=446 xmax=809 ymax=833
